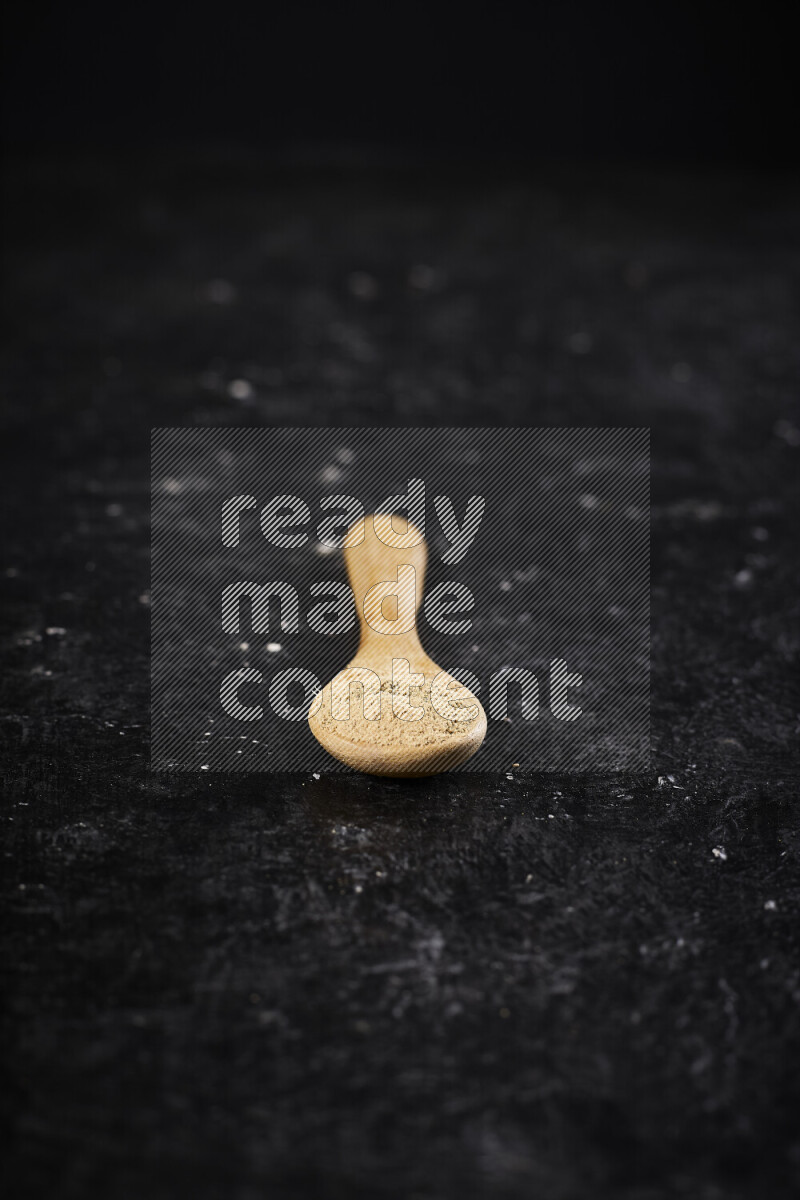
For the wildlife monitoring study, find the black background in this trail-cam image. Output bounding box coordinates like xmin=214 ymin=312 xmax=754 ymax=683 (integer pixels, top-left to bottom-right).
xmin=2 ymin=3 xmax=800 ymax=1199
xmin=2 ymin=0 xmax=797 ymax=166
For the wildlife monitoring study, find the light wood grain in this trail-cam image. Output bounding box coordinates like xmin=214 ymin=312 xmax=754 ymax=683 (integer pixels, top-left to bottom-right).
xmin=308 ymin=514 xmax=487 ymax=776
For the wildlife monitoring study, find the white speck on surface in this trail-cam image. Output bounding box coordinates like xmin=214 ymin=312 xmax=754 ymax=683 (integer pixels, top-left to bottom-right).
xmin=239 ymin=642 xmax=249 ymax=651
xmin=408 ymin=263 xmax=441 ymax=290
xmin=204 ymin=732 xmax=212 ymax=737
xmin=567 ymin=331 xmax=592 ymax=355
xmin=320 ymin=464 xmax=343 ymax=484
xmin=45 ymin=627 xmax=66 ymax=636
xmin=354 ymin=885 xmax=363 ymax=894
xmin=695 ymin=501 xmax=724 ymax=522
xmin=712 ymin=846 xmax=727 ymax=861
xmin=347 ymin=271 xmax=378 ymax=300
xmin=312 ymin=772 xmax=320 ymax=780
xmin=734 ymin=568 xmax=754 ymax=588
xmin=200 ymin=765 xmax=210 ymax=771
xmin=228 ymin=379 xmax=254 ymax=401
xmin=774 ymin=418 xmax=800 ymax=445
xmin=266 ymin=642 xmax=281 ymax=652
xmin=506 ymin=773 xmax=514 ymax=780
xmin=764 ymin=899 xmax=777 ymax=911
xmin=205 ymin=279 xmax=237 ymax=304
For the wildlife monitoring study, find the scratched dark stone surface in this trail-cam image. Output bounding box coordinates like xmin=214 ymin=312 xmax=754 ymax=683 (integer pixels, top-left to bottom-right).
xmin=2 ymin=154 xmax=799 ymax=1199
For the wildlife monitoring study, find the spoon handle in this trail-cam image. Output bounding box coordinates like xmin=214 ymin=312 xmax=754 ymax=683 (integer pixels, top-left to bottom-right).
xmin=344 ymin=514 xmax=428 ymax=661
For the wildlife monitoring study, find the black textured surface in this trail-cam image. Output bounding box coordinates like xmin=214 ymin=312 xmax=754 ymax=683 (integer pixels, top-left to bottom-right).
xmin=2 ymin=154 xmax=800 ymax=1199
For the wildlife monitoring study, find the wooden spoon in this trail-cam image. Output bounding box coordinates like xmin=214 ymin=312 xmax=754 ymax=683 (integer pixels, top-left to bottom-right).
xmin=308 ymin=514 xmax=487 ymax=776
